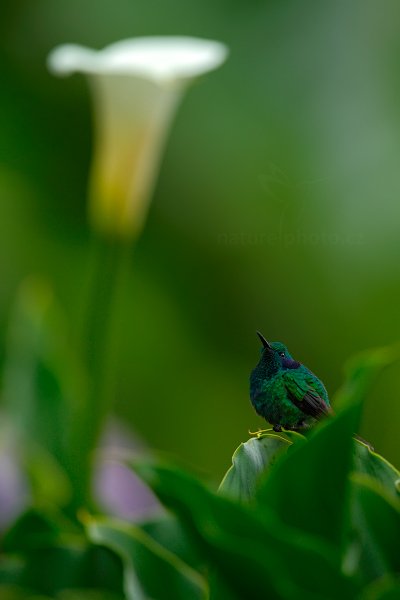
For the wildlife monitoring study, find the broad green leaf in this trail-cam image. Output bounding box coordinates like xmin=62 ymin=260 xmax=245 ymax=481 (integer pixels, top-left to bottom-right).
xmin=360 ymin=576 xmax=400 ymax=600
xmin=256 ymin=402 xmax=361 ymax=548
xmin=129 ymin=458 xmax=357 ymax=599
xmin=87 ymin=517 xmax=208 ymax=600
xmin=0 ymin=585 xmax=52 ymax=599
xmin=0 ymin=559 xmax=25 ymax=587
xmin=2 ymin=507 xmax=81 ymax=553
xmin=218 ymin=433 xmax=292 ymax=501
xmin=0 ymin=545 xmax=124 ymax=598
xmin=0 ymin=586 xmax=25 ymax=600
xmin=57 ymin=591 xmax=124 ymax=600
xmin=353 ymin=440 xmax=400 ymax=499
xmin=2 ymin=279 xmax=88 ymax=505
xmin=345 ymin=475 xmax=400 ymax=582
xmin=21 ymin=444 xmax=72 ymax=508
xmin=140 ymin=514 xmax=204 ymax=572
xmin=375 ymin=587 xmax=400 ymax=600
xmin=0 ymin=585 xmax=122 ymax=600
xmin=334 ymin=343 xmax=400 ymax=410
xmin=208 ymin=571 xmax=241 ymax=600
xmin=8 ymin=546 xmax=86 ymax=595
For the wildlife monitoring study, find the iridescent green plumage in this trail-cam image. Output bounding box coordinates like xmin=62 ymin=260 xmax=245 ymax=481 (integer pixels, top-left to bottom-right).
xmin=250 ymin=333 xmax=331 ymax=431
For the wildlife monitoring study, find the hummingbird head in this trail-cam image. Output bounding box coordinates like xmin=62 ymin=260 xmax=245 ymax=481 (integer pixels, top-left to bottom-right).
xmin=256 ymin=332 xmax=300 ymax=370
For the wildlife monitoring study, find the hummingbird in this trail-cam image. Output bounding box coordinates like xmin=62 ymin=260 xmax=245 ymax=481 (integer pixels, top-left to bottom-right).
xmin=250 ymin=332 xmax=332 ymax=431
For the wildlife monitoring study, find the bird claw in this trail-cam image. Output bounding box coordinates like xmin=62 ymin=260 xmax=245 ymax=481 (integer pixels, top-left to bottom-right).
xmin=248 ymin=427 xmax=273 ymax=438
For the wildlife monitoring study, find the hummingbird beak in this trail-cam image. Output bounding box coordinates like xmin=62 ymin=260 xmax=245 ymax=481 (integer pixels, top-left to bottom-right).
xmin=256 ymin=331 xmax=272 ymax=350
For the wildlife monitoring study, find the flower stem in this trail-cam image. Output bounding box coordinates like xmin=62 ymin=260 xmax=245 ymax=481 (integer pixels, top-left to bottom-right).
xmin=72 ymin=234 xmax=130 ymax=508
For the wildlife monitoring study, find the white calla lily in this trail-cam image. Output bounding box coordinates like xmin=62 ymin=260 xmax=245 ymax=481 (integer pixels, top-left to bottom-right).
xmin=48 ymin=37 xmax=228 ymax=239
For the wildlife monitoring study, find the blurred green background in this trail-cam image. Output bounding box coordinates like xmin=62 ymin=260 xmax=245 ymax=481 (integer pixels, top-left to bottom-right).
xmin=1 ymin=0 xmax=400 ymax=480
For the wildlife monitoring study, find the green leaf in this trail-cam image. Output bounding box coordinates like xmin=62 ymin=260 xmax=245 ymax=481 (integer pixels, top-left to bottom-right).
xmin=140 ymin=514 xmax=204 ymax=572
xmin=57 ymin=591 xmax=124 ymax=600
xmin=208 ymin=571 xmax=241 ymax=600
xmin=0 ymin=585 xmax=52 ymax=600
xmin=344 ymin=475 xmax=400 ymax=582
xmin=0 ymin=559 xmax=25 ymax=587
xmin=2 ymin=507 xmax=81 ymax=553
xmin=0 ymin=584 xmax=122 ymax=600
xmin=353 ymin=440 xmax=400 ymax=499
xmin=334 ymin=343 xmax=400 ymax=410
xmin=86 ymin=517 xmax=208 ymax=600
xmin=9 ymin=546 xmax=87 ymax=595
xmin=359 ymin=576 xmax=400 ymax=600
xmin=2 ymin=278 xmax=88 ymax=506
xmin=255 ymin=403 xmax=361 ymax=548
xmin=0 ymin=543 xmax=124 ymax=598
xmin=129 ymin=458 xmax=357 ymax=599
xmin=0 ymin=586 xmax=24 ymax=600
xmin=22 ymin=445 xmax=72 ymax=508
xmin=218 ymin=433 xmax=292 ymax=501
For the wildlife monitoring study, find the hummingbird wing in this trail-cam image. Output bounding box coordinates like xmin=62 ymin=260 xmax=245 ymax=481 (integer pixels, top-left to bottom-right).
xmin=283 ymin=371 xmax=331 ymax=420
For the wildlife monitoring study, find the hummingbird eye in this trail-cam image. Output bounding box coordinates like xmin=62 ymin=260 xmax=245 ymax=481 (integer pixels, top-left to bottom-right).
xmin=279 ymin=352 xmax=285 ymax=357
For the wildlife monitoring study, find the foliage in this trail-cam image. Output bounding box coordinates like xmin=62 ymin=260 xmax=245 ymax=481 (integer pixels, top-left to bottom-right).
xmin=0 ymin=327 xmax=399 ymax=599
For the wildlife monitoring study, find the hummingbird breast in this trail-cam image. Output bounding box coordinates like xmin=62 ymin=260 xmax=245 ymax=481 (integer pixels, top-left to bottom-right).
xmin=250 ymin=371 xmax=306 ymax=428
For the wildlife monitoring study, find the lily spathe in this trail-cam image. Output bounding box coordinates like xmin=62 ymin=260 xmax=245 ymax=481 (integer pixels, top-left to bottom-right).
xmin=48 ymin=37 xmax=228 ymax=239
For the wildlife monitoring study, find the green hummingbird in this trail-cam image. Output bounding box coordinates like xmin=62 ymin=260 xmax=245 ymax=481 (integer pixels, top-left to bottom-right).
xmin=250 ymin=332 xmax=332 ymax=431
